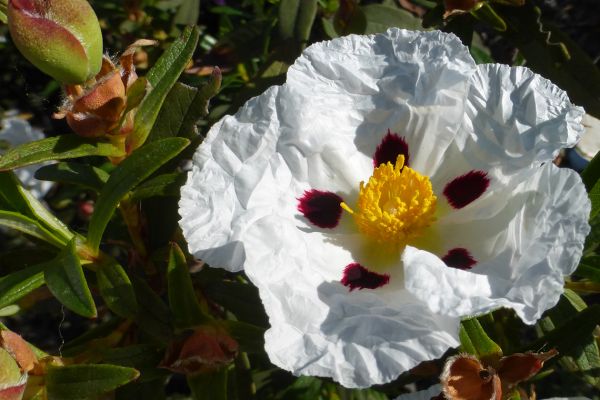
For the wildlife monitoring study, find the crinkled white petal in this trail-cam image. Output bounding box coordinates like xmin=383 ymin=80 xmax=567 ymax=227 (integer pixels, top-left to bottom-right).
xmin=457 ymin=64 xmax=584 ymax=173
xmin=406 ymin=163 xmax=590 ymax=324
xmin=394 ymin=384 xmax=442 ymax=400
xmin=0 ymin=116 xmax=52 ymax=199
xmin=179 ymin=28 xmax=590 ymax=388
xmin=242 ymin=214 xmax=459 ymax=388
xmin=180 ymin=28 xmax=476 ymax=387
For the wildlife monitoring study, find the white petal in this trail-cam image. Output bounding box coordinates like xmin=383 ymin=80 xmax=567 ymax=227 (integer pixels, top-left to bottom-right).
xmin=287 ymin=28 xmax=477 ymax=176
xmin=459 ymin=64 xmax=584 ymax=172
xmin=406 ymin=163 xmax=590 ymax=324
xmin=243 ymin=216 xmax=459 ymax=388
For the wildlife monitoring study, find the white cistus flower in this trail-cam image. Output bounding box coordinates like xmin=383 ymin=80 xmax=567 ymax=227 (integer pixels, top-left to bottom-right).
xmin=179 ymin=29 xmax=590 ymax=388
xmin=0 ymin=113 xmax=52 ymax=199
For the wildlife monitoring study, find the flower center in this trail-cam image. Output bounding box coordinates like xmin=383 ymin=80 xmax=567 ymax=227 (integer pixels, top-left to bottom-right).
xmin=341 ymin=155 xmax=437 ymax=246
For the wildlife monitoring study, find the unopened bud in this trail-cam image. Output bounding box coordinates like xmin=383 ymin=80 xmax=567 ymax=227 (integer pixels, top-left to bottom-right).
xmin=8 ymin=0 xmax=103 ymax=84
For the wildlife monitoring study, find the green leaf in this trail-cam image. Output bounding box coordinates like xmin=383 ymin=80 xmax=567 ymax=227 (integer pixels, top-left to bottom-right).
xmin=575 ymin=256 xmax=600 ymax=282
xmin=174 ymin=0 xmax=200 ymax=25
xmin=361 ymin=4 xmax=423 ymax=33
xmin=279 ymin=0 xmax=318 ymax=43
xmin=589 ymin=181 xmax=600 ymax=219
xmin=0 ymin=264 xmax=45 ymax=309
xmin=130 ymin=172 xmax=186 ymax=201
xmin=0 ymin=210 xmax=66 ymax=247
xmin=97 ymin=259 xmax=138 ymax=318
xmin=224 ymin=320 xmax=265 ymax=354
xmin=0 ymin=172 xmax=73 ymax=241
xmin=127 ymin=26 xmax=200 ymax=151
xmin=132 ymin=276 xmax=173 ymax=343
xmin=86 ymin=137 xmax=189 ymax=255
xmin=0 ymin=135 xmax=125 ymax=171
xmin=279 ymin=0 xmax=301 ymax=40
xmin=528 ymin=304 xmax=600 ymax=356
xmin=536 ymin=290 xmax=600 ymax=388
xmin=471 ymin=3 xmax=507 ymax=31
xmin=46 ymin=364 xmax=140 ymax=400
xmin=582 ymin=150 xmax=600 ymax=191
xmin=35 ymin=162 xmax=109 ymax=192
xmin=168 ymin=243 xmax=207 ymax=329
xmin=201 ymin=279 xmax=268 ymax=327
xmin=187 ymin=368 xmax=228 ymax=400
xmin=44 ymin=239 xmax=97 ymax=318
xmin=103 ymin=344 xmax=167 ymax=383
xmin=459 ymin=317 xmax=503 ymax=362
xmin=147 ymin=70 xmax=221 ymax=143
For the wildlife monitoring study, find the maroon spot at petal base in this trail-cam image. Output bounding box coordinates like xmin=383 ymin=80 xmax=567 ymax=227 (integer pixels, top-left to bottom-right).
xmin=373 ymin=130 xmax=410 ymax=167
xmin=341 ymin=263 xmax=390 ymax=291
xmin=442 ymin=248 xmax=476 ymax=270
xmin=297 ymin=189 xmax=344 ymax=228
xmin=443 ymin=170 xmax=490 ymax=209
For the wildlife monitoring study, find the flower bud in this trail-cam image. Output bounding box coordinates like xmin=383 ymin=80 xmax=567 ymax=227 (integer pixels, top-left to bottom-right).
xmin=0 ymin=330 xmax=37 ymax=400
xmin=8 ymin=0 xmax=103 ymax=84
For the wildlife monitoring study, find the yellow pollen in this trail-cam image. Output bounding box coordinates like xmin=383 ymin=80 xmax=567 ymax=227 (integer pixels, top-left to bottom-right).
xmin=343 ymin=154 xmax=437 ymax=246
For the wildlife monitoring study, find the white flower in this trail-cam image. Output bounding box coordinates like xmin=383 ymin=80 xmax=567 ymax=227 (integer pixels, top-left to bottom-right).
xmin=0 ymin=112 xmax=52 ymax=199
xmin=179 ymin=29 xmax=589 ymax=387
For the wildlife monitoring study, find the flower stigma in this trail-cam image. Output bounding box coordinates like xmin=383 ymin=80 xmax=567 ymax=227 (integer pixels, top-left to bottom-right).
xmin=341 ymin=155 xmax=437 ymax=246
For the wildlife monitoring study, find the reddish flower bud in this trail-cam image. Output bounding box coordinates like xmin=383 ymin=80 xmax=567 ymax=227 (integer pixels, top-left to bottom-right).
xmin=497 ymin=349 xmax=558 ymax=388
xmin=0 ymin=330 xmax=37 ymax=400
xmin=441 ymin=354 xmax=502 ymax=400
xmin=161 ymin=325 xmax=239 ymax=375
xmin=8 ymin=0 xmax=103 ymax=84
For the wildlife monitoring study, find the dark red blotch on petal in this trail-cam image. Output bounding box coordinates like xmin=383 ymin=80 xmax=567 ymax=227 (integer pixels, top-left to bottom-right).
xmin=297 ymin=189 xmax=343 ymax=229
xmin=442 ymin=248 xmax=476 ymax=270
xmin=341 ymin=263 xmax=390 ymax=291
xmin=443 ymin=170 xmax=490 ymax=209
xmin=373 ymin=130 xmax=410 ymax=167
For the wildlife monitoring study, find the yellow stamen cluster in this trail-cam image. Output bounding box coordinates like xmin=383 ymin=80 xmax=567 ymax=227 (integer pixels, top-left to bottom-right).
xmin=341 ymin=155 xmax=437 ymax=246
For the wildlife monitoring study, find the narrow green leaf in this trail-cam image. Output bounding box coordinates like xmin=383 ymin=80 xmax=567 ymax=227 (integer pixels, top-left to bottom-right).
xmin=103 ymin=344 xmax=167 ymax=383
xmin=278 ymin=0 xmax=301 ymax=40
xmin=0 ymin=264 xmax=45 ymax=309
xmin=0 ymin=172 xmax=73 ymax=242
xmin=295 ymin=0 xmax=318 ymax=44
xmin=471 ymin=3 xmax=507 ymax=31
xmin=97 ymin=259 xmax=138 ymax=318
xmin=588 ymin=181 xmax=600 ymax=219
xmin=575 ymin=256 xmax=600 ymax=282
xmin=187 ymin=368 xmax=228 ymax=400
xmin=528 ymin=304 xmax=600 ymax=355
xmin=130 ymin=172 xmax=186 ymax=201
xmin=0 ymin=135 xmax=125 ymax=171
xmin=174 ymin=0 xmax=200 ymax=25
xmin=582 ymin=150 xmax=600 ymax=191
xmin=127 ymin=26 xmax=200 ymax=151
xmin=46 ymin=364 xmax=140 ymax=400
xmin=147 ymin=69 xmax=221 ymax=142
xmin=460 ymin=318 xmax=503 ymax=362
xmin=168 ymin=243 xmax=207 ymax=329
xmin=44 ymin=239 xmax=97 ymax=318
xmin=536 ymin=291 xmax=600 ymax=388
xmin=224 ymin=320 xmax=266 ymax=354
xmin=86 ymin=137 xmax=189 ymax=254
xmin=132 ymin=276 xmax=173 ymax=343
xmin=361 ymin=4 xmax=423 ymax=33
xmin=0 ymin=210 xmax=66 ymax=247
xmin=35 ymin=162 xmax=109 ymax=192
